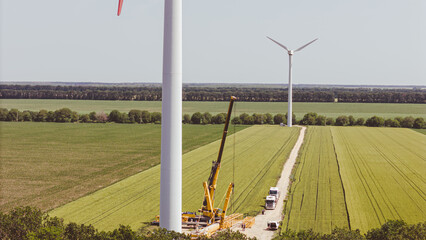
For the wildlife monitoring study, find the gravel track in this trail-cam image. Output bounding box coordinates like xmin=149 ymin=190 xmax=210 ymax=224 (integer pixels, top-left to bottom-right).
xmin=238 ymin=126 xmax=306 ymax=240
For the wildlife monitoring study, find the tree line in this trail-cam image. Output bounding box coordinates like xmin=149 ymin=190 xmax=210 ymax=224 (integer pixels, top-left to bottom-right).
xmin=1 ymin=108 xmax=424 ymax=129
xmin=1 ymin=206 xmax=425 ymax=240
xmin=1 ymin=85 xmax=425 ymax=103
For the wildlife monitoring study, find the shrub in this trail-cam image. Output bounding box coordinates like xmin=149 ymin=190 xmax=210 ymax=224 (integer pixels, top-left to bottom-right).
xmin=365 ymin=116 xmax=385 ymax=127
xmin=274 ymin=114 xmax=285 ymax=125
xmin=212 ymin=113 xmax=226 ymax=124
xmin=0 ymin=108 xmax=8 ymax=121
xmin=231 ymin=116 xmax=242 ymax=125
xmin=365 ymin=220 xmax=426 ymax=240
xmin=191 ymin=112 xmax=202 ymax=124
xmin=355 ymin=118 xmax=365 ymax=126
xmin=335 ymin=115 xmax=349 ymax=126
xmin=141 ymin=111 xmax=151 ymax=124
xmin=89 ymin=112 xmax=97 ymax=122
xmin=316 ymin=115 xmax=326 ymax=126
xmin=182 ymin=114 xmax=191 ymax=124
xmin=7 ymin=109 xmax=20 ymax=121
xmin=108 ymin=110 xmax=122 ymax=123
xmin=348 ymin=115 xmax=356 ymax=126
xmin=242 ymin=115 xmax=254 ymax=125
xmin=239 ymin=113 xmax=249 ymax=123
xmin=1 ymin=207 xmax=425 ymax=240
xmin=36 ymin=110 xmax=48 ymax=122
xmin=128 ymin=110 xmax=143 ymax=123
xmin=401 ymin=116 xmax=415 ymax=128
xmin=300 ymin=112 xmax=317 ymax=125
xmin=413 ymin=118 xmax=425 ymax=129
xmin=394 ymin=117 xmax=403 ymax=126
xmin=151 ymin=112 xmax=161 ymax=123
xmin=202 ymin=112 xmax=212 ymax=124
xmin=95 ymin=112 xmax=108 ymax=123
xmin=79 ymin=114 xmax=90 ymax=123
xmin=0 ymin=206 xmax=44 ymax=239
xmin=252 ymin=113 xmax=265 ymax=124
xmin=22 ymin=111 xmax=33 ymax=122
xmin=70 ymin=111 xmax=79 ymax=123
xmin=264 ymin=113 xmax=274 ymax=124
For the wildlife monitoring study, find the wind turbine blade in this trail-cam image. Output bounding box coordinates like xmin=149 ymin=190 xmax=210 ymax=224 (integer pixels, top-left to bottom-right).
xmin=117 ymin=0 xmax=124 ymax=16
xmin=267 ymin=36 xmax=288 ymax=51
xmin=295 ymin=38 xmax=318 ymax=52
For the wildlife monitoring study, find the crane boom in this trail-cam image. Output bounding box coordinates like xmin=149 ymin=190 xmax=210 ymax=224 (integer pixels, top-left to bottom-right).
xmin=202 ymin=96 xmax=237 ymax=209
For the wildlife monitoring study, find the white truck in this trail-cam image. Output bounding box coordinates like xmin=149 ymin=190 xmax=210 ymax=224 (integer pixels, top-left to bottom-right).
xmin=265 ymin=187 xmax=280 ymax=210
xmin=267 ymin=221 xmax=279 ymax=230
xmin=265 ymin=195 xmax=277 ymax=210
xmin=269 ymin=187 xmax=280 ymax=200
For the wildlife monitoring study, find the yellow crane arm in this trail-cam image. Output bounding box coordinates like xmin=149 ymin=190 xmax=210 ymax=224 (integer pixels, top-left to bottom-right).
xmin=203 ymin=182 xmax=214 ymax=213
xmin=203 ymin=96 xmax=236 ymax=209
xmin=219 ymin=182 xmax=234 ymax=229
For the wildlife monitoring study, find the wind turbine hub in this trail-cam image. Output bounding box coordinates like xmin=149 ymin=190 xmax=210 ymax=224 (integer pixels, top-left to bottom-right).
xmin=288 ymin=50 xmax=294 ymax=55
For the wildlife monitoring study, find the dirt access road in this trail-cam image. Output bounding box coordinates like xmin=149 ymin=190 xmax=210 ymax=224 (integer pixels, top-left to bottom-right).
xmin=239 ymin=126 xmax=306 ymax=240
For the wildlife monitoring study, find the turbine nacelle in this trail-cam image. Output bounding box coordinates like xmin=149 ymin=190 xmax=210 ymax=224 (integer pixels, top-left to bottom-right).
xmin=267 ymin=36 xmax=318 ymax=56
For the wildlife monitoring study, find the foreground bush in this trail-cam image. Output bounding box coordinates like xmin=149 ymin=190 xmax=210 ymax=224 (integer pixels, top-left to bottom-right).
xmin=1 ymin=207 xmax=425 ymax=240
xmin=274 ymin=220 xmax=426 ymax=240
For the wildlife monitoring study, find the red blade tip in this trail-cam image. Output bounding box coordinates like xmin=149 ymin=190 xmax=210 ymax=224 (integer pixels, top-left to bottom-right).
xmin=117 ymin=0 xmax=123 ymax=16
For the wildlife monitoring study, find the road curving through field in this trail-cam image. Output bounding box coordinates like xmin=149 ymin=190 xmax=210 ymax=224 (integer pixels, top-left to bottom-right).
xmin=240 ymin=126 xmax=306 ymax=240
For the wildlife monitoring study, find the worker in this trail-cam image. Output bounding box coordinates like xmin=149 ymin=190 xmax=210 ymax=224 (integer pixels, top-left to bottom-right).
xmin=262 ymin=209 xmax=265 ymax=215
xmin=242 ymin=223 xmax=246 ymax=231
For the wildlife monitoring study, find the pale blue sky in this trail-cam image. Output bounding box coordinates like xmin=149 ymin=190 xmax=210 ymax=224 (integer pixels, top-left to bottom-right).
xmin=0 ymin=0 xmax=425 ymax=85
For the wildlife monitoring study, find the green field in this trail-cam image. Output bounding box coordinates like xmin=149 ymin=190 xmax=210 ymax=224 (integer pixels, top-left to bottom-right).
xmin=0 ymin=122 xmax=248 ymax=212
xmin=50 ymin=126 xmax=300 ymax=231
xmin=1 ymin=99 xmax=425 ymax=119
xmin=283 ymin=126 xmax=426 ymax=233
xmin=333 ymin=127 xmax=426 ymax=232
xmin=412 ymin=128 xmax=426 ymax=135
xmin=282 ymin=127 xmax=349 ymax=233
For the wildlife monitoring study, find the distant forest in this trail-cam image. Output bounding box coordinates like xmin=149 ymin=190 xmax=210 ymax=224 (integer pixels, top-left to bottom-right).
xmin=1 ymin=85 xmax=425 ymax=103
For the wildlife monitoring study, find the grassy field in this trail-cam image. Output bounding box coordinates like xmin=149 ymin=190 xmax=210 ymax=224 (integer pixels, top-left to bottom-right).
xmin=282 ymin=126 xmax=426 ymax=233
xmin=0 ymin=122 xmax=248 ymax=212
xmin=332 ymin=127 xmax=426 ymax=232
xmin=1 ymin=99 xmax=425 ymax=119
xmin=50 ymin=126 xmax=300 ymax=231
xmin=282 ymin=127 xmax=349 ymax=233
xmin=412 ymin=128 xmax=426 ymax=135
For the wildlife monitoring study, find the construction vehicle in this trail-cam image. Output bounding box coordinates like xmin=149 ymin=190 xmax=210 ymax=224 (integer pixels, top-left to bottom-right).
xmin=265 ymin=195 xmax=277 ymax=210
xmin=196 ymin=96 xmax=237 ymax=228
xmin=153 ymin=96 xmax=237 ymax=231
xmin=267 ymin=221 xmax=279 ymax=230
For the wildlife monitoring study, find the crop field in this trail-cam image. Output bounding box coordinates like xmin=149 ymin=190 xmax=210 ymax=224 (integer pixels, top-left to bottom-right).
xmin=0 ymin=122 xmax=248 ymax=212
xmin=333 ymin=127 xmax=426 ymax=232
xmin=50 ymin=126 xmax=300 ymax=231
xmin=283 ymin=126 xmax=426 ymax=233
xmin=2 ymin=99 xmax=425 ymax=119
xmin=282 ymin=127 xmax=349 ymax=233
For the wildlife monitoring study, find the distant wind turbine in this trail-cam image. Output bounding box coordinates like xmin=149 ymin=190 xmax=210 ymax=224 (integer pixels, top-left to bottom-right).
xmin=267 ymin=37 xmax=318 ymax=127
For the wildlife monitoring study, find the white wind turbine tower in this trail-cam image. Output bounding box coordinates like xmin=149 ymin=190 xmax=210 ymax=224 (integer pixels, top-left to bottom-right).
xmin=267 ymin=37 xmax=318 ymax=127
xmin=118 ymin=0 xmax=182 ymax=232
